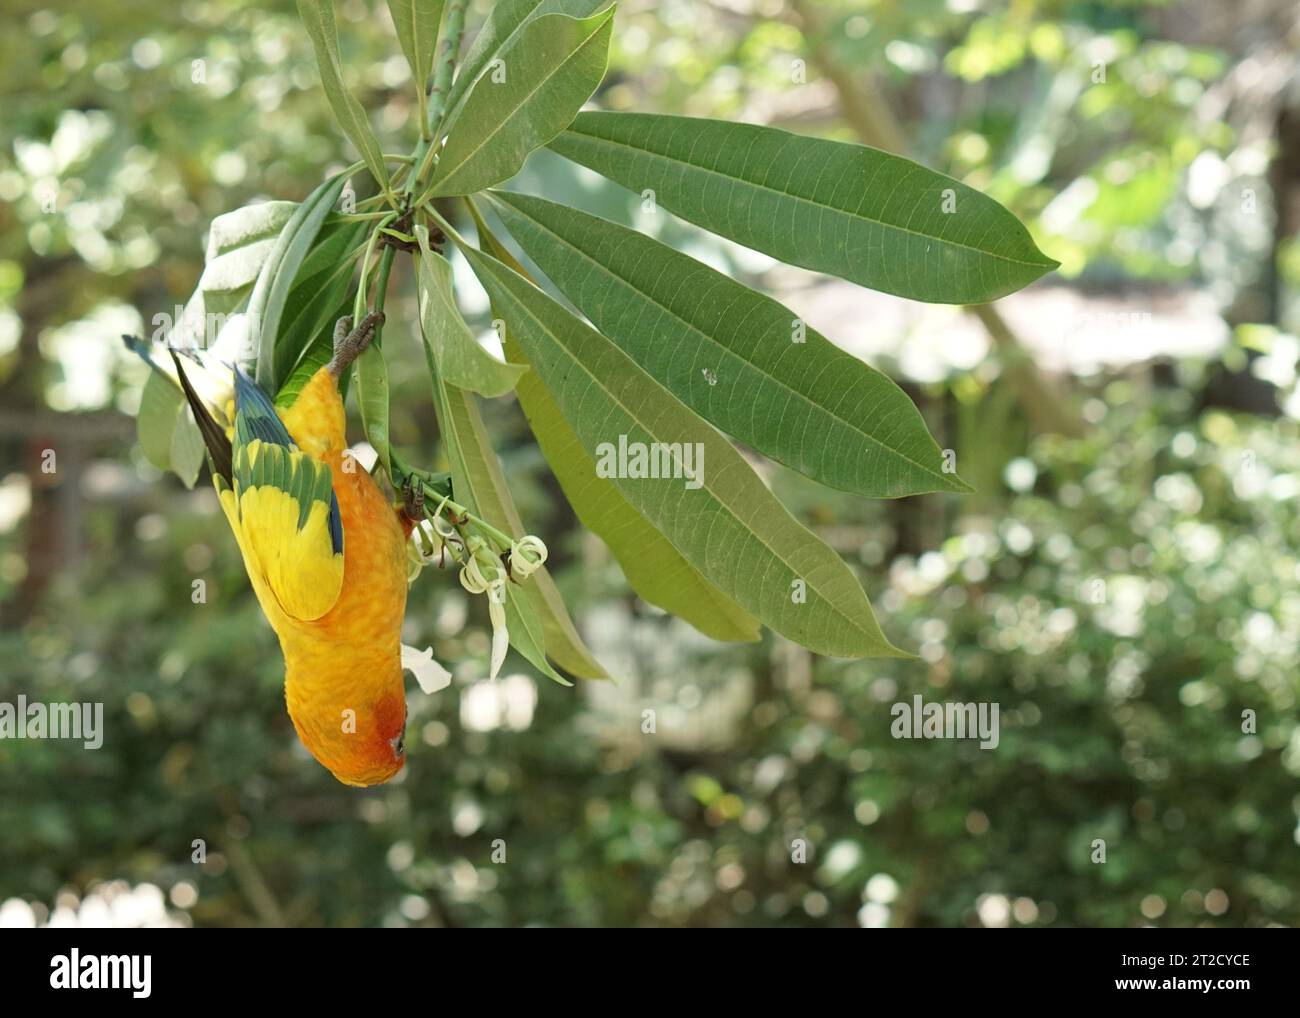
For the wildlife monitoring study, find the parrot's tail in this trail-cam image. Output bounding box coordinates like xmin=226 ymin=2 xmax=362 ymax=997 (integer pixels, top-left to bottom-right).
xmin=169 ymin=349 xmax=234 ymax=485
xmin=122 ymin=334 xmax=234 ymax=409
xmin=124 ymin=333 xmax=235 ymax=485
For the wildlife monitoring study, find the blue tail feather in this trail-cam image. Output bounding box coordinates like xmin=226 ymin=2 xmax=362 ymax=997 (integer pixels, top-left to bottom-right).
xmin=234 ymin=367 xmax=296 ymax=448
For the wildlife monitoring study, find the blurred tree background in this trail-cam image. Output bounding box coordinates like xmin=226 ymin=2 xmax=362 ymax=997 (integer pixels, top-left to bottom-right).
xmin=2 ymin=0 xmax=1298 ymax=927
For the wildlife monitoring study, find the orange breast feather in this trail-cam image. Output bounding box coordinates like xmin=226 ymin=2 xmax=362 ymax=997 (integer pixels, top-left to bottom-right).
xmin=258 ymin=367 xmax=409 ymax=786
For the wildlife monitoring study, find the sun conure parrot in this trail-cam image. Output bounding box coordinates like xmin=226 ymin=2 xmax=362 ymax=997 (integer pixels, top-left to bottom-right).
xmin=169 ymin=312 xmax=417 ymax=787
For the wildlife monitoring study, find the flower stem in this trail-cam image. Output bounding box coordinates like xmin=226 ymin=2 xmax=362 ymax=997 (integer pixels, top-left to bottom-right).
xmin=389 ymin=452 xmax=518 ymax=551
xmin=347 ymin=0 xmax=480 ymax=531
xmin=352 ymin=212 xmax=398 ymax=321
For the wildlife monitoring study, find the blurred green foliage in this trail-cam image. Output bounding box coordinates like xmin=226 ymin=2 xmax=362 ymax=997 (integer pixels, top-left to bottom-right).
xmin=1 ymin=0 xmax=1297 ymax=926
xmin=4 ymin=380 xmax=1297 ymax=927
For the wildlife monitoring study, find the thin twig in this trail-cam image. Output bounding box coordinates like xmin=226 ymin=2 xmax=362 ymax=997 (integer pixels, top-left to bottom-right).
xmin=412 ymin=0 xmax=471 ymax=193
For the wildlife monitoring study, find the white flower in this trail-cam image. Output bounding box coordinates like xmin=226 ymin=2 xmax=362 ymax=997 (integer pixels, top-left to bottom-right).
xmin=457 ymin=553 xmax=500 ymax=594
xmin=488 ymin=594 xmax=508 ymax=680
xmin=406 ymin=519 xmax=444 ymax=582
xmin=457 ymin=537 xmax=511 ymax=680
xmin=401 ymin=644 xmax=452 ymax=694
xmin=509 ymin=535 xmax=548 ymax=581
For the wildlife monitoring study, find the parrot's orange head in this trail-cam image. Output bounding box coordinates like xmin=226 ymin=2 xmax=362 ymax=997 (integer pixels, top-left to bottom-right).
xmin=291 ymin=684 xmax=408 ymax=788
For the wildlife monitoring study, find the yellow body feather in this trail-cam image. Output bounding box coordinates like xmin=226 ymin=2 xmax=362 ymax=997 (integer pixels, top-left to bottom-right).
xmin=218 ymin=367 xmax=409 ymax=786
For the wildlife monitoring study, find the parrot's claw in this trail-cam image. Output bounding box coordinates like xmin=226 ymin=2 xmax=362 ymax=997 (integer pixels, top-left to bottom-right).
xmin=332 ymin=315 xmax=353 ymax=345
xmin=327 ymin=310 xmax=385 ymax=377
xmin=400 ymin=476 xmax=426 ymax=524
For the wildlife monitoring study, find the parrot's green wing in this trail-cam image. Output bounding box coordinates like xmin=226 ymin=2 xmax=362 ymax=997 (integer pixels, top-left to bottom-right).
xmin=214 ymin=369 xmax=346 ymax=622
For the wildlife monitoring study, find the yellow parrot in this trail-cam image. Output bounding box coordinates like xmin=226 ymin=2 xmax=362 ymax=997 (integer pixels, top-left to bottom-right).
xmin=170 ymin=312 xmax=414 ymax=786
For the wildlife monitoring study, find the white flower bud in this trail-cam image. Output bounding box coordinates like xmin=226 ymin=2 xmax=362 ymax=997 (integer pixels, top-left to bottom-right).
xmin=509 ymin=534 xmax=549 ymax=581
xmin=488 ymin=597 xmax=509 ymax=680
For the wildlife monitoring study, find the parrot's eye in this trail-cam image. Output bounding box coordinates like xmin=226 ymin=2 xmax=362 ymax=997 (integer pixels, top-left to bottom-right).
xmin=390 ymin=733 xmax=405 ymax=758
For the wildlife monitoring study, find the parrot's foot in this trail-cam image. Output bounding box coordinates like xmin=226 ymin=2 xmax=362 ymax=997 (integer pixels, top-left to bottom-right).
xmin=400 ymin=475 xmax=425 ymax=524
xmin=327 ymin=310 xmax=385 ymax=377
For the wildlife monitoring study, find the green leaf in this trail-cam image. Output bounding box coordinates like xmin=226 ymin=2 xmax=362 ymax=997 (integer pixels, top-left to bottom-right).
xmin=276 ymin=327 xmax=342 ymax=410
xmin=171 ymin=201 xmax=298 ymax=348
xmin=487 ymin=190 xmax=970 ymax=498
xmin=467 ymin=201 xmax=758 ymax=642
xmin=549 ymin=112 xmax=1059 ymax=305
xmin=170 ymin=404 xmax=206 ymax=489
xmin=428 ymin=7 xmax=615 ymax=197
xmin=296 ymin=0 xmax=392 ymax=194
xmin=138 ymin=371 xmax=184 ymax=471
xmin=418 ymin=215 xmax=601 ymax=677
xmin=462 ymin=245 xmax=907 ymax=659
xmin=273 ymin=218 xmax=368 ymax=390
xmin=354 ymin=343 xmax=391 ymax=472
xmin=414 ymin=226 xmax=525 ymax=397
xmin=516 ymin=338 xmax=761 ymax=643
xmin=446 ymin=382 xmax=607 ymax=680
xmin=206 ymin=201 xmax=299 ymax=261
xmin=523 ymin=567 xmax=611 ymax=680
xmin=425 ymin=357 xmax=577 ymax=685
xmin=272 ymin=262 xmax=360 ymax=409
xmin=444 ymin=0 xmax=609 ymax=120
xmin=501 ymin=577 xmax=570 ymax=686
xmin=137 ymin=370 xmax=205 ymax=487
xmin=386 ymin=0 xmax=443 ymax=104
xmin=198 ymin=200 xmax=299 ymax=316
xmin=250 ymin=170 xmax=352 ymax=391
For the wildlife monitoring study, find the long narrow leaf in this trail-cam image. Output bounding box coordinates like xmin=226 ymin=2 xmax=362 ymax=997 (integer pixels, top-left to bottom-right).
xmin=463 ymin=245 xmax=907 ymax=659
xmin=170 ymin=404 xmax=206 ymax=489
xmin=549 ymin=112 xmax=1058 ymax=304
xmin=170 ymin=201 xmax=298 ymax=349
xmin=297 ymin=0 xmax=392 ymax=193
xmin=138 ymin=371 xmax=184 ymax=471
xmin=487 ymin=190 xmax=970 ymax=498
xmin=425 ymin=356 xmax=574 ymax=685
xmin=250 ymin=171 xmax=351 ymax=390
xmin=274 ymin=219 xmax=368 ymax=388
xmin=468 ymin=202 xmax=759 ymax=642
xmin=412 ymin=225 xmax=602 ymax=677
xmin=428 ymin=8 xmax=615 ymax=197
xmin=386 ymin=0 xmax=444 ymax=101
xmin=197 ymin=201 xmax=298 ymax=316
xmin=449 ymin=384 xmax=606 ymax=680
xmin=355 ymin=343 xmax=391 ymax=472
xmin=444 ymin=0 xmax=608 ymax=119
xmin=414 ymin=226 xmax=526 ymax=397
